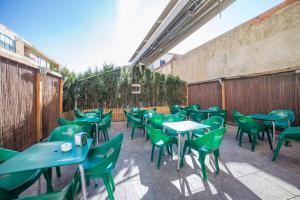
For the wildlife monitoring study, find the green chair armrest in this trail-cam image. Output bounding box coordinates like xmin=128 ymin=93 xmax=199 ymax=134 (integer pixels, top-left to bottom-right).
xmin=89 ymin=134 xmax=123 ymax=156
xmin=17 ymin=178 xmax=73 ymax=200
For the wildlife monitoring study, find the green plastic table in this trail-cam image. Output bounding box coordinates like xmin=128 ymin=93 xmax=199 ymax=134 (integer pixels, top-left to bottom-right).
xmin=75 ymin=117 xmax=101 ymax=145
xmin=163 ymin=120 xmax=210 ymax=171
xmin=249 ymin=114 xmax=285 ymax=149
xmin=76 ymin=117 xmax=101 ymax=123
xmin=199 ymin=109 xmax=218 ymax=117
xmin=0 ymin=139 xmax=93 ymax=200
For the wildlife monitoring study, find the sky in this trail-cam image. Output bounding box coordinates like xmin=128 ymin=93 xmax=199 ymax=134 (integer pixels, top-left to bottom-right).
xmin=0 ymin=0 xmax=283 ymax=72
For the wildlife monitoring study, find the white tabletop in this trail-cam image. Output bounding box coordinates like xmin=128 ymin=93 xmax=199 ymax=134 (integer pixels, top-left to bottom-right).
xmin=163 ymin=120 xmax=210 ymax=132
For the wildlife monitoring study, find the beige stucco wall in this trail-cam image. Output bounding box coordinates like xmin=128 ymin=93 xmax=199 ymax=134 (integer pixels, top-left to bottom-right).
xmin=15 ymin=36 xmax=25 ymax=56
xmin=155 ymin=62 xmax=172 ymax=75
xmin=156 ymin=0 xmax=300 ymax=83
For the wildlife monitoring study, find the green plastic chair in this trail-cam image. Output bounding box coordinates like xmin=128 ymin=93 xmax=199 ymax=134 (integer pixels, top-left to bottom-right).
xmin=84 ymin=112 xmax=99 ymax=119
xmin=185 ymin=105 xmax=200 ymax=117
xmin=148 ymin=114 xmax=166 ymax=130
xmin=192 ymin=116 xmax=224 ymax=139
xmin=123 ymin=109 xmax=130 ymax=128
xmin=131 ymin=107 xmax=140 ymax=114
xmin=98 ymin=115 xmax=112 ymax=141
xmin=237 ymin=116 xmax=273 ymax=151
xmin=48 ymin=125 xmax=83 ymax=179
xmin=165 ymin=114 xmax=185 ymax=123
xmin=102 ymin=111 xmax=113 ymax=120
xmin=48 ymin=125 xmax=83 ymax=142
xmin=185 ymin=104 xmax=201 ymax=110
xmin=208 ymin=106 xmax=221 ymax=111
xmin=211 ymin=110 xmax=227 ymax=125
xmin=17 ymin=178 xmax=74 ymax=200
xmin=169 ymin=105 xmax=183 ymax=114
xmin=190 ymin=112 xmax=206 ymax=123
xmin=57 ymin=117 xmax=72 ymax=126
xmin=180 ymin=128 xmax=226 ymax=180
xmin=232 ymin=109 xmax=245 ymax=140
xmin=145 ymin=125 xmax=177 ymax=169
xmin=57 ymin=117 xmax=93 ymax=138
xmin=131 ymin=108 xmax=143 ymax=119
xmin=74 ymin=109 xmax=85 ymax=118
xmin=100 ymin=111 xmax=112 ymax=127
xmin=148 ymin=114 xmax=185 ymax=133
xmin=272 ymin=127 xmax=300 ymax=161
xmin=127 ymin=113 xmax=145 ymax=140
xmin=265 ymin=110 xmax=296 ymax=130
xmin=85 ymin=107 xmax=103 ymax=116
xmin=96 ymin=107 xmax=104 ymax=114
xmin=0 ymin=148 xmax=51 ymax=200
xmin=82 ymin=134 xmax=124 ymax=200
xmin=143 ymin=109 xmax=157 ymax=124
xmin=131 ymin=107 xmax=140 ymax=112
xmin=175 ymin=110 xmax=187 ymax=119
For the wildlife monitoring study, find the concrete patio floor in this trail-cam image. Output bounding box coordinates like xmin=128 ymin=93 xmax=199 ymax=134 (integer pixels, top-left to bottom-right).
xmin=21 ymin=122 xmax=300 ymax=200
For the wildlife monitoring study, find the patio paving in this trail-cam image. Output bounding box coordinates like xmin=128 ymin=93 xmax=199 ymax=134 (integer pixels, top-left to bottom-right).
xmin=21 ymin=122 xmax=300 ymax=200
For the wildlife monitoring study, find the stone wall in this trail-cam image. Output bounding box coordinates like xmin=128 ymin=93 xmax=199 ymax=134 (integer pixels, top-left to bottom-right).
xmin=155 ymin=0 xmax=300 ymax=83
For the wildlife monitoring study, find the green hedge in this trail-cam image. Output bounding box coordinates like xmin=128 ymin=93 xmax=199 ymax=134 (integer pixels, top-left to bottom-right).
xmin=61 ymin=64 xmax=186 ymax=111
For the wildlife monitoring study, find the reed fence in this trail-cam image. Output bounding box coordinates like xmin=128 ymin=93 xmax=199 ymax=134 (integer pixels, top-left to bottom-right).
xmin=0 ymin=55 xmax=62 ymax=150
xmin=0 ymin=56 xmax=37 ymax=150
xmin=42 ymin=74 xmax=61 ymax=138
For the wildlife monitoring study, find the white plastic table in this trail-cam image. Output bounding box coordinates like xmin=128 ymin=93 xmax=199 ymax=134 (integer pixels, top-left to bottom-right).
xmin=163 ymin=120 xmax=210 ymax=171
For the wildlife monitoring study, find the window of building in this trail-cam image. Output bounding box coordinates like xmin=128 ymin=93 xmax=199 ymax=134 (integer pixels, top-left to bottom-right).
xmin=29 ymin=52 xmax=48 ymax=67
xmin=0 ymin=32 xmax=16 ymax=52
xmin=160 ymin=59 xmax=166 ymax=66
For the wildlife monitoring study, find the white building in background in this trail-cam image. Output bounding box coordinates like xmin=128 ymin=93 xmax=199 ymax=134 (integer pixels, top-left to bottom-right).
xmin=0 ymin=23 xmax=60 ymax=70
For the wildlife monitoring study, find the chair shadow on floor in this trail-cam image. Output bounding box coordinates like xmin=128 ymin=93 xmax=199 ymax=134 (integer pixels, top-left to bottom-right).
xmin=29 ymin=123 xmax=299 ymax=200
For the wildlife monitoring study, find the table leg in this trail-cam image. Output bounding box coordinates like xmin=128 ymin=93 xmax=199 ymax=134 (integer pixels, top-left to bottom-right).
xmin=95 ymin=123 xmax=99 ymax=146
xmin=187 ymin=131 xmax=192 ymax=153
xmin=38 ymin=177 xmax=41 ymax=194
xmin=79 ymin=164 xmax=88 ymax=200
xmin=145 ymin=120 xmax=148 ymax=140
xmin=271 ymin=121 xmax=276 ymax=150
xmin=177 ymin=132 xmax=181 ymax=171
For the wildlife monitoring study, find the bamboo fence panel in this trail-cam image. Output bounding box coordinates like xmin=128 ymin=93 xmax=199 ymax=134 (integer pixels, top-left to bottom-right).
xmin=225 ymin=72 xmax=299 ymax=124
xmin=187 ymin=72 xmax=299 ymax=125
xmin=0 ymin=56 xmax=37 ymax=150
xmin=188 ymin=81 xmax=222 ymax=109
xmin=42 ymin=74 xmax=60 ymax=139
xmin=296 ymin=73 xmax=300 ymax=125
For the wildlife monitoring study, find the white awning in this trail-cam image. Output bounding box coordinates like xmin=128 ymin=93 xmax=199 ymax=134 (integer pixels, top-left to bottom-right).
xmin=129 ymin=0 xmax=235 ymax=66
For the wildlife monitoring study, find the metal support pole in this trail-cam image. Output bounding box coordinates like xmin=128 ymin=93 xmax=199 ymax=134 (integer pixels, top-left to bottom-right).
xmin=177 ymin=132 xmax=181 ymax=171
xmin=79 ymin=164 xmax=88 ymax=200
